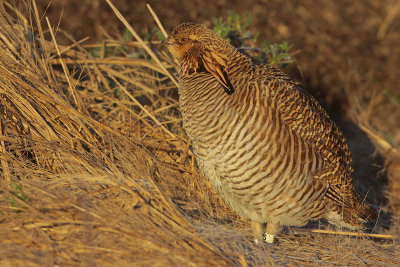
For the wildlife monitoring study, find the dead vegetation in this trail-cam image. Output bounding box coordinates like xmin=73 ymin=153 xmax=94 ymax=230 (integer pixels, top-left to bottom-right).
xmin=0 ymin=0 xmax=399 ymax=266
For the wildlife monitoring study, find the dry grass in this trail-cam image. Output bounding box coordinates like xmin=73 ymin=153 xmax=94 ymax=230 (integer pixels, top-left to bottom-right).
xmin=0 ymin=1 xmax=399 ymax=266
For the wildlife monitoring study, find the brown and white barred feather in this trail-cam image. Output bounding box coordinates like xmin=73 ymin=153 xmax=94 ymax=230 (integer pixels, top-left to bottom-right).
xmin=166 ymin=22 xmax=376 ymax=244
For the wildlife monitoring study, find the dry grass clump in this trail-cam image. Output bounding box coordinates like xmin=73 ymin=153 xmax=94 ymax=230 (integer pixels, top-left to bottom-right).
xmin=0 ymin=1 xmax=399 ymax=266
xmin=0 ymin=1 xmax=236 ymax=266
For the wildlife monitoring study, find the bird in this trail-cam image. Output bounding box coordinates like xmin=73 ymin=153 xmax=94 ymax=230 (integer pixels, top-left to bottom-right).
xmin=162 ymin=22 xmax=377 ymax=244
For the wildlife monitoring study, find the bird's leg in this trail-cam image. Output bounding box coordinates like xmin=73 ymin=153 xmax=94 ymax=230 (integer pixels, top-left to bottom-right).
xmin=264 ymin=222 xmax=281 ymax=244
xmin=251 ymin=221 xmax=263 ymax=245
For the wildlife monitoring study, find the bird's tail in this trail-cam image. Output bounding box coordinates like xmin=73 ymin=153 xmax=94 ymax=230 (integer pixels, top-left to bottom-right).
xmin=342 ymin=195 xmax=377 ymax=226
xmin=325 ymin=190 xmax=377 ymax=229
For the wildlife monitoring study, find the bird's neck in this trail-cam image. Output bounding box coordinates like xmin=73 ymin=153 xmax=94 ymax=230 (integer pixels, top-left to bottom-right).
xmin=219 ymin=45 xmax=254 ymax=71
xmin=222 ymin=48 xmax=256 ymax=89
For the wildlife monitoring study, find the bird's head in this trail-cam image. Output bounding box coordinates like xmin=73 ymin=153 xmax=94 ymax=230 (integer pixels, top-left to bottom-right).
xmin=162 ymin=22 xmax=235 ymax=94
xmin=162 ymin=22 xmax=224 ymax=62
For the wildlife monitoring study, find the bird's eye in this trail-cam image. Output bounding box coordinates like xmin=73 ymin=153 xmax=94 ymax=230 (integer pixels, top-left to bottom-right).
xmin=179 ymin=37 xmax=189 ymax=43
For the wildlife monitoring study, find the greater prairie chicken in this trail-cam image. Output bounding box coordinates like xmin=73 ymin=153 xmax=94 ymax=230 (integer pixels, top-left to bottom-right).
xmin=163 ymin=22 xmax=376 ymax=244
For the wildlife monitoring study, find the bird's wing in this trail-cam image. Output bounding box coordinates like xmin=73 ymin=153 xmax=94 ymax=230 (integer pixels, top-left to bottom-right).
xmin=257 ymin=76 xmax=360 ymax=214
xmin=257 ymin=70 xmax=354 ymax=193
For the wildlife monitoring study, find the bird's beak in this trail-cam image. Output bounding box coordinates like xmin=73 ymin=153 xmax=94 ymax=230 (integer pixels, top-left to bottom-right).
xmin=161 ymin=37 xmax=172 ymax=46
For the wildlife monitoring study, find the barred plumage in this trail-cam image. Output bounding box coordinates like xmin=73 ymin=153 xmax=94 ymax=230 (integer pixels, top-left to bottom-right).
xmin=164 ymin=22 xmax=376 ymax=244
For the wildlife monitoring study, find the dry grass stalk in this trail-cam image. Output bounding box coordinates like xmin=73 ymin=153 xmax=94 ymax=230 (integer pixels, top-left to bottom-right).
xmin=0 ymin=120 xmax=11 ymax=181
xmin=295 ymin=228 xmax=395 ymax=240
xmin=104 ymin=0 xmax=178 ymax=88
xmin=146 ymin=3 xmax=169 ymax=38
xmin=45 ymin=16 xmax=80 ymax=109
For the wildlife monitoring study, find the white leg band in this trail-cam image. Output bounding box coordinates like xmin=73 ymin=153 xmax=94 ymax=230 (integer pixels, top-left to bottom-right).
xmin=264 ymin=233 xmax=275 ymax=244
